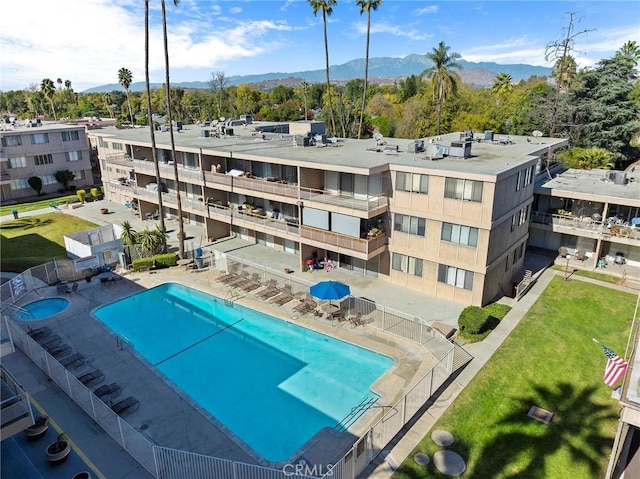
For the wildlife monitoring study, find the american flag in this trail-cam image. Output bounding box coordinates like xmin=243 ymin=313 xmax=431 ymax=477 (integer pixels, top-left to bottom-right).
xmin=601 ymin=344 xmax=628 ymax=387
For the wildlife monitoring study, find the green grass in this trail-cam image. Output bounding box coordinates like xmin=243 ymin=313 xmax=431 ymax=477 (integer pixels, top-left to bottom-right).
xmin=394 ymin=277 xmax=635 ymax=479
xmin=0 ymin=213 xmax=98 ymax=272
xmin=551 ymin=265 xmax=622 ymax=285
xmin=0 ymin=194 xmax=80 ymax=216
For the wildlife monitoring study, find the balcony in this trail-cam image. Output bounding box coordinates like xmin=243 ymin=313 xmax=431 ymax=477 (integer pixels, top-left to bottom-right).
xmin=300 ymin=225 xmax=387 ymax=260
xmin=0 ymin=171 xmax=11 ymax=184
xmin=107 ymin=156 xmax=205 ymax=185
xmin=531 ymin=211 xmax=640 ymax=244
xmin=204 ymin=170 xmax=387 ymax=217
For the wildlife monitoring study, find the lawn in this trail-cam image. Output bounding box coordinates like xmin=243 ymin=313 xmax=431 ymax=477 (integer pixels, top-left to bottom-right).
xmin=0 ymin=194 xmax=80 ymax=216
xmin=0 ymin=213 xmax=98 ymax=272
xmin=551 ymin=264 xmax=623 ymax=285
xmin=394 ymin=277 xmax=636 ymax=479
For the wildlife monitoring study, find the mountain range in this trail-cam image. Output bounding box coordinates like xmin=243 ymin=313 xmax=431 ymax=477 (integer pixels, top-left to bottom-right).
xmin=83 ymin=53 xmax=552 ymax=93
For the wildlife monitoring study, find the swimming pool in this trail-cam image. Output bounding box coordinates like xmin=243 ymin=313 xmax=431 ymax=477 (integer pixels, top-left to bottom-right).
xmin=94 ymin=283 xmax=393 ymax=463
xmin=14 ymin=298 xmax=70 ymax=320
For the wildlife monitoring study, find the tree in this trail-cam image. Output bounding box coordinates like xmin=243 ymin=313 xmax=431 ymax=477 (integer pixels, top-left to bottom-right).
xmin=356 ymin=0 xmax=382 ymax=139
xmin=298 ymin=81 xmax=310 ymax=119
xmin=40 ymin=78 xmax=57 ymax=119
xmin=64 ymin=80 xmax=72 ymax=90
xmin=544 ymin=12 xmax=594 ymax=136
xmin=162 ymin=0 xmax=185 ymax=258
xmin=210 ymin=71 xmax=228 ymax=119
xmin=556 ymin=147 xmax=615 ymax=170
xmin=54 ymin=170 xmax=75 ymax=191
xmin=28 ymin=176 xmax=43 ymax=196
xmin=422 ymin=41 xmax=462 ymax=135
xmin=492 ymin=73 xmax=514 ymax=97
xmin=118 ymin=67 xmax=135 ymax=126
xmin=145 ymin=0 xmax=166 ymax=233
xmin=616 ymin=40 xmax=640 ymax=75
xmin=552 ymin=55 xmax=577 ymax=92
xmin=309 ymin=0 xmax=337 ymax=137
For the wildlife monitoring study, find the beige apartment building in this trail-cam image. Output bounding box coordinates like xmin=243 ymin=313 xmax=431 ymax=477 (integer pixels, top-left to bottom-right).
xmin=89 ymin=122 xmax=567 ymax=306
xmin=0 ymin=122 xmax=93 ymax=201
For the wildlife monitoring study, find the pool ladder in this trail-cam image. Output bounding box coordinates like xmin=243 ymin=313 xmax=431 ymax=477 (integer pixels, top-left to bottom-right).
xmin=224 ymin=289 xmax=240 ymax=307
xmin=117 ymin=334 xmax=134 ymax=350
xmin=334 ymin=396 xmax=379 ymax=432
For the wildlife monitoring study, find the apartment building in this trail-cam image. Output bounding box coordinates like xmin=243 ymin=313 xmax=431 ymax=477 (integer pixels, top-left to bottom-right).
xmin=530 ymin=168 xmax=640 ymax=270
xmin=0 ymin=122 xmax=93 ymax=201
xmin=89 ymin=123 xmax=567 ymax=306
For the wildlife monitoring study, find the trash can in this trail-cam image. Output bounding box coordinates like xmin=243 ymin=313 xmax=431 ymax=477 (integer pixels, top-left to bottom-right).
xmin=195 ymin=258 xmax=204 ymax=269
xmin=195 ymin=248 xmax=202 ymax=259
xmin=12 ymin=209 xmax=18 ymax=219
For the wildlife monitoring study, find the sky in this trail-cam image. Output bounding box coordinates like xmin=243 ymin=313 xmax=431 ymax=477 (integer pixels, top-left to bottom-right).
xmin=1 ymin=0 xmax=638 ymax=92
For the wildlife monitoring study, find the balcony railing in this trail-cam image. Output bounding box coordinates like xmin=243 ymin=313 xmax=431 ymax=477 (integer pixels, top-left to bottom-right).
xmin=300 ymin=225 xmax=387 ymax=258
xmin=531 ymin=211 xmax=640 ymax=240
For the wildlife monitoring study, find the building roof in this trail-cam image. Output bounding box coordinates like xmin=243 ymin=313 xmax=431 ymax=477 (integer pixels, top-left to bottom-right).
xmin=536 ymin=168 xmax=640 ymax=204
xmin=88 ymin=122 xmax=568 ymax=179
xmin=0 ymin=121 xmax=88 ymax=133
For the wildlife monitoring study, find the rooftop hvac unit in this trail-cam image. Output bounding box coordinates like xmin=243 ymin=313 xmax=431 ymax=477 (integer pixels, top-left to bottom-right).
xmin=614 ymin=171 xmax=628 ymax=185
xmin=484 ymin=130 xmax=494 ymax=141
xmin=408 ymin=139 xmax=425 ymax=153
xmin=295 ymin=136 xmax=310 ymax=147
xmin=449 ymin=140 xmax=472 ymax=158
xmin=424 ymin=143 xmax=445 ymax=159
xmin=200 ymin=129 xmax=210 ymax=138
xmin=226 ymin=128 xmax=234 ymax=136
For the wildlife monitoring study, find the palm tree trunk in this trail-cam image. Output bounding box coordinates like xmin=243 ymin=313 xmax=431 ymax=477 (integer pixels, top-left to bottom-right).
xmin=358 ymin=10 xmax=371 ymax=140
xmin=146 ymin=0 xmax=166 ymax=233
xmin=322 ymin=10 xmax=337 ymax=137
xmin=436 ymin=75 xmax=443 ymax=136
xmin=126 ymin=90 xmax=135 ymax=126
xmin=161 ymin=0 xmax=185 ymax=258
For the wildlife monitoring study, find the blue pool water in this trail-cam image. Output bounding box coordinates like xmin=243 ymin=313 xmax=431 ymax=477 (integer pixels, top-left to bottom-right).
xmin=15 ymin=298 xmax=69 ymax=320
xmin=94 ymin=283 xmax=393 ymax=463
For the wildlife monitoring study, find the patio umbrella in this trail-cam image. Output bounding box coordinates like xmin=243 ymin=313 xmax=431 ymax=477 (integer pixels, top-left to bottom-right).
xmin=310 ymin=280 xmax=351 ymax=307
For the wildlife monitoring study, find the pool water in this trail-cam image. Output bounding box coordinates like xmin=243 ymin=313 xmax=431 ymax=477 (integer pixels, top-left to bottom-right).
xmin=15 ymin=298 xmax=70 ymax=320
xmin=94 ymin=282 xmax=393 ymax=463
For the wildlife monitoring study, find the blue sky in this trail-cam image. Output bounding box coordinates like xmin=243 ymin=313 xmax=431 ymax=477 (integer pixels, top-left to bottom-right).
xmin=1 ymin=0 xmax=638 ymax=92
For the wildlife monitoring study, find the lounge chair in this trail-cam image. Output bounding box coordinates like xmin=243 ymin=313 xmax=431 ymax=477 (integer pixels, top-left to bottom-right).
xmin=27 ymin=326 xmax=51 ymax=340
xmin=348 ymin=311 xmax=364 ymax=327
xmin=60 ymin=353 xmax=85 ymax=368
xmin=228 ymin=271 xmax=252 ymax=289
xmin=215 ymin=266 xmax=240 ymax=284
xmin=94 ymin=382 xmax=122 ymax=401
xmin=293 ymin=301 xmax=314 ymax=314
xmin=110 ymin=396 xmax=140 ymax=415
xmin=271 ymin=292 xmax=294 ymax=306
xmin=77 ymin=369 xmax=104 ymax=386
xmin=239 ymin=273 xmax=261 ymax=292
xmin=39 ymin=335 xmax=62 ymax=349
xmin=46 ymin=344 xmax=72 ymax=358
xmin=331 ymin=310 xmax=346 ymax=322
xmin=256 ymin=280 xmax=279 ymax=299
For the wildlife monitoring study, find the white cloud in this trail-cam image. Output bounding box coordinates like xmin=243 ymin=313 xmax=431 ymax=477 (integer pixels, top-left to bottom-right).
xmin=413 ymin=5 xmax=439 ymax=16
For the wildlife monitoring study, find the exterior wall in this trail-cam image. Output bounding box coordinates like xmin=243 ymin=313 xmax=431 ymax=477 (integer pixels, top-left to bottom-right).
xmin=1 ymin=125 xmax=92 ymax=201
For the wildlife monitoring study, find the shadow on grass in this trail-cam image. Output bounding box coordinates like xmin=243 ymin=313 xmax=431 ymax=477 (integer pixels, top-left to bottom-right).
xmin=0 ymin=218 xmax=53 ymax=231
xmin=474 ymin=382 xmax=616 ymax=477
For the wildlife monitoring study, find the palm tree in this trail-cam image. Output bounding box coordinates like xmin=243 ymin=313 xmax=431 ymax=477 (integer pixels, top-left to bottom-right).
xmin=40 ymin=78 xmax=57 ymax=119
xmin=422 ymin=41 xmax=462 ymax=136
xmin=161 ymin=0 xmax=185 ymax=258
xmin=56 ymin=78 xmax=63 ymax=90
xmin=118 ymin=67 xmax=135 ymax=126
xmin=64 ymin=80 xmax=72 ymax=90
xmin=552 ymin=55 xmax=577 ymax=92
xmin=145 ymin=0 xmax=166 ymax=233
xmin=492 ymin=72 xmax=513 ymax=97
xmin=309 ymin=0 xmax=337 ymax=137
xmin=299 ymin=81 xmax=310 ymax=119
xmin=356 ymin=0 xmax=382 ymax=139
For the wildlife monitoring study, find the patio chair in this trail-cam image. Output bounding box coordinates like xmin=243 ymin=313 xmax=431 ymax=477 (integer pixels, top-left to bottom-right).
xmin=215 ymin=265 xmax=240 ymax=284
xmin=293 ymin=301 xmax=314 ymax=314
xmin=239 ymin=273 xmax=262 ymax=292
xmin=226 ymin=271 xmax=251 ymax=288
xmin=46 ymin=344 xmax=72 ymax=358
xmin=93 ymin=382 xmax=122 ymax=402
xmin=77 ymin=369 xmax=104 ymax=386
xmin=348 ymin=311 xmax=364 ymax=327
xmin=256 ymin=280 xmax=280 ymax=300
xmin=331 ymin=310 xmax=346 ymax=322
xmin=39 ymin=334 xmax=62 ymax=349
xmin=60 ymin=353 xmax=85 ymax=368
xmin=110 ymin=396 xmax=140 ymax=415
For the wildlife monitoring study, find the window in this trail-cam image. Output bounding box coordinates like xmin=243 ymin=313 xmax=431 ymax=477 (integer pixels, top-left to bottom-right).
xmin=71 ymin=170 xmax=86 ymax=180
xmin=513 ymin=242 xmax=524 ymax=263
xmin=98 ymin=137 xmax=107 ymax=148
xmin=441 ymin=222 xmax=478 ymax=247
xmin=61 ymin=130 xmax=80 ymax=141
xmin=30 ymin=133 xmax=49 ymax=144
xmin=396 ymin=172 xmax=429 ymax=193
xmin=392 ymin=253 xmax=423 ymax=277
xmin=1 ymin=135 xmax=22 ymax=147
xmin=516 ymin=166 xmax=534 ymax=191
xmin=42 ymin=175 xmax=57 ymax=185
xmin=65 ymin=151 xmax=82 ymax=162
xmin=511 ymin=205 xmax=530 ymax=231
xmin=10 ymin=178 xmax=29 ymax=190
xmin=9 ymin=156 xmax=27 ymax=168
xmin=394 ymin=214 xmax=426 ymax=236
xmin=112 ymin=142 xmax=124 ymax=151
xmin=444 ymin=178 xmax=483 ymax=202
xmin=516 ymin=170 xmax=523 ymax=191
xmin=182 ymin=152 xmax=198 ymax=169
xmin=35 ymin=154 xmax=53 ymax=165
xmin=437 ymin=264 xmax=474 ymax=290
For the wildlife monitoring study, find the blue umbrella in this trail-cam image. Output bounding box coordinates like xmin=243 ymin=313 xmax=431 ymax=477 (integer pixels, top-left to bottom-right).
xmin=310 ymin=280 xmax=351 ymax=306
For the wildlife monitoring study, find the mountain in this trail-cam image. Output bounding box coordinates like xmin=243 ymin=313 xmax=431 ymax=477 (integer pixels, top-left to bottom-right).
xmin=82 ymin=53 xmax=551 ymax=93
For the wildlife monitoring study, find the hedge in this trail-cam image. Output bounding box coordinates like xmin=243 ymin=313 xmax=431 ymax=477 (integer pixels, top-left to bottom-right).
xmin=458 ymin=306 xmax=489 ymax=335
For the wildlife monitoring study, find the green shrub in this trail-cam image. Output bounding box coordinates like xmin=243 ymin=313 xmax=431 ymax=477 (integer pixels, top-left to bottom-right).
xmin=77 ymin=189 xmax=86 ymax=203
xmin=154 ymin=253 xmax=178 ymax=268
xmin=484 ymin=302 xmax=512 ymax=321
xmin=458 ymin=306 xmax=489 ymax=335
xmin=132 ymin=258 xmax=154 ymax=272
xmin=90 ymin=188 xmax=98 ymax=198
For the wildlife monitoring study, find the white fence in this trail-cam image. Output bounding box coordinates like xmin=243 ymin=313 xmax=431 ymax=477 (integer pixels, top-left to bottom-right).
xmin=2 ymin=259 xmax=472 ymax=478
